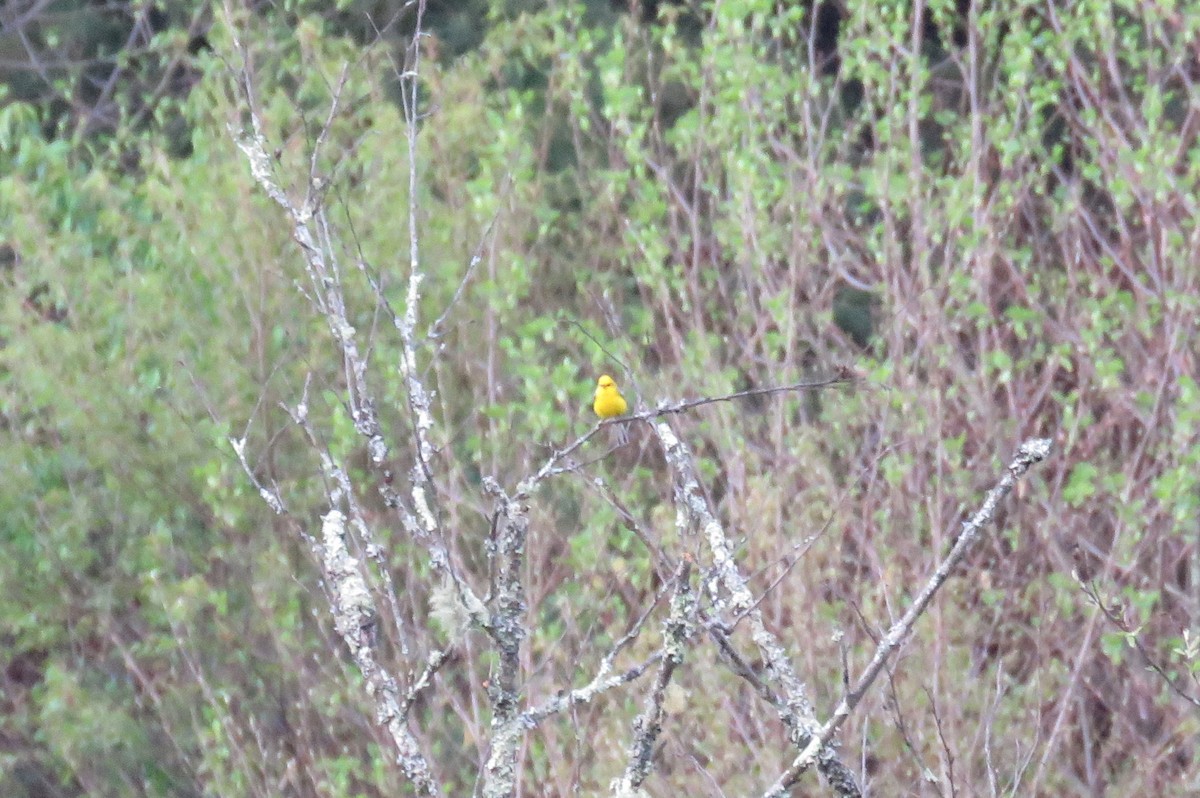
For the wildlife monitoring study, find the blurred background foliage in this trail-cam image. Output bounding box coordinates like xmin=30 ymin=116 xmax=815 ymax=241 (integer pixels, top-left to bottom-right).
xmin=2 ymin=0 xmax=1199 ymax=795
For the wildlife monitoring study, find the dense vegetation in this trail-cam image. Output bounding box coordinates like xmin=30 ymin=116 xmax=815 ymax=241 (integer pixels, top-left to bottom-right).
xmin=2 ymin=1 xmax=1198 ymax=795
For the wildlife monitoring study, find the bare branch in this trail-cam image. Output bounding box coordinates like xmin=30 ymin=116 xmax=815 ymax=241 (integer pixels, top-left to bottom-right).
xmin=764 ymin=438 xmax=1053 ymax=796
xmin=525 ymin=572 xmax=677 ymax=725
xmin=400 ymin=648 xmax=455 ymax=717
xmin=229 ymin=434 xmax=285 ymax=514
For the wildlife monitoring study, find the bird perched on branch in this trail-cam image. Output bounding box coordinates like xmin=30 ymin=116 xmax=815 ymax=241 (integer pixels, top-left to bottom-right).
xmin=593 ymin=374 xmax=630 ymax=446
xmin=593 ymin=374 xmax=628 ymax=419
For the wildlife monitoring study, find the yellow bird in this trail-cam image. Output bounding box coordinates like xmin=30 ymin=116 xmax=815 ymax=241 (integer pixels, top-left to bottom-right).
xmin=592 ymin=374 xmax=628 ymax=419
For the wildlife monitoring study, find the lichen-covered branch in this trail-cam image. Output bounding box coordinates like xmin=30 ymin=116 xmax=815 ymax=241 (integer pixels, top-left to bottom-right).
xmin=652 ymin=420 xmax=861 ymax=797
xmin=278 ymin=401 xmax=442 ymax=791
xmin=480 ymin=478 xmax=530 ymax=798
xmin=611 ymin=561 xmax=695 ymax=795
xmin=320 ymin=509 xmax=439 ymax=795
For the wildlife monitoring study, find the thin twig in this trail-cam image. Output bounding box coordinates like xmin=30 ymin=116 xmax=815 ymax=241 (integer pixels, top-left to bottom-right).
xmin=1079 ymin=578 xmax=1200 ymax=710
xmin=523 ymin=372 xmax=856 ymax=492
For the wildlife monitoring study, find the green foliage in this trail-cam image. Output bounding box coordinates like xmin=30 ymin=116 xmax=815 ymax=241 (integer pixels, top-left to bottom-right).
xmin=2 ymin=0 xmax=1199 ymax=795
